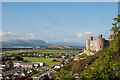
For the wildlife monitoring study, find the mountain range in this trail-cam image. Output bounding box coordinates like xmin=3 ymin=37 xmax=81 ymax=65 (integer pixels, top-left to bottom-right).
xmin=2 ymin=39 xmax=51 ymax=47
xmin=2 ymin=39 xmax=85 ymax=47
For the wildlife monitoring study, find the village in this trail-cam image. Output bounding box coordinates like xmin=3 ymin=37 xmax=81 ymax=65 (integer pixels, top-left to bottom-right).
xmin=0 ymin=49 xmax=79 ymax=80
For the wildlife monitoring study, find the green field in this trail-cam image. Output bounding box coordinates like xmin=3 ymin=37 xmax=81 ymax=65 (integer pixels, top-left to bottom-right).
xmin=2 ymin=49 xmax=81 ymax=55
xmin=23 ymin=57 xmax=60 ymax=68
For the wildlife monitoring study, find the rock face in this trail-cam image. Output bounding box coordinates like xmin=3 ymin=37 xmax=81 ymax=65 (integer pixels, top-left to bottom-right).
xmin=86 ymin=35 xmax=110 ymax=52
xmin=83 ymin=49 xmax=95 ymax=56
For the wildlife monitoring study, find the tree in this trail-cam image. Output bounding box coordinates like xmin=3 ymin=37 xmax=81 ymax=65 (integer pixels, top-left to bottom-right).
xmin=14 ymin=56 xmax=24 ymax=61
xmin=110 ymin=15 xmax=120 ymax=39
xmin=110 ymin=15 xmax=120 ymax=53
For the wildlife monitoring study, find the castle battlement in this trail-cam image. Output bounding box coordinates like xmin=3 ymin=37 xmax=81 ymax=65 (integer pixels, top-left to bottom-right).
xmin=86 ymin=35 xmax=110 ymax=52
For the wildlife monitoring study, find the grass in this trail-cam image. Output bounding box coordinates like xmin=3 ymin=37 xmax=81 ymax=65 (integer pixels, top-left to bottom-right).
xmin=79 ymin=54 xmax=88 ymax=58
xmin=23 ymin=57 xmax=60 ymax=68
xmin=88 ymin=49 xmax=96 ymax=53
xmin=2 ymin=49 xmax=80 ymax=55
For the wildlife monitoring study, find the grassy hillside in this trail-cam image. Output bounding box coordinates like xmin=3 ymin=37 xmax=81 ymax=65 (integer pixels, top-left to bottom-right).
xmin=56 ymin=45 xmax=120 ymax=79
xmin=80 ymin=48 xmax=120 ymax=79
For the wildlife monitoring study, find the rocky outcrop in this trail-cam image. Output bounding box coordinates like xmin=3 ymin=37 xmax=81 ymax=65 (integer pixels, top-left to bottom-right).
xmin=80 ymin=49 xmax=95 ymax=56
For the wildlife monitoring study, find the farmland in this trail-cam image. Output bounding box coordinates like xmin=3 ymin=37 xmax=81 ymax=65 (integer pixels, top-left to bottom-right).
xmin=2 ymin=49 xmax=82 ymax=55
xmin=23 ymin=57 xmax=60 ymax=68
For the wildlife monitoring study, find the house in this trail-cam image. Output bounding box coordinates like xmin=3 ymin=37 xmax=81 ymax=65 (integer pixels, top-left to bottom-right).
xmin=33 ymin=63 xmax=39 ymax=68
xmin=2 ymin=65 xmax=6 ymax=67
xmin=62 ymin=56 xmax=66 ymax=59
xmin=0 ymin=74 xmax=3 ymax=79
xmin=20 ymin=73 xmax=25 ymax=76
xmin=13 ymin=61 xmax=33 ymax=68
xmin=60 ymin=63 xmax=64 ymax=67
xmin=20 ymin=63 xmax=33 ymax=68
xmin=54 ymin=65 xmax=60 ymax=69
xmin=13 ymin=61 xmax=23 ymax=67
xmin=32 ymin=62 xmax=45 ymax=67
xmin=39 ymin=63 xmax=45 ymax=67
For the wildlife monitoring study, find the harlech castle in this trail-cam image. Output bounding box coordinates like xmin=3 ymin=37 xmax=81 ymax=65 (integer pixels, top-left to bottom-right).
xmin=86 ymin=35 xmax=110 ymax=52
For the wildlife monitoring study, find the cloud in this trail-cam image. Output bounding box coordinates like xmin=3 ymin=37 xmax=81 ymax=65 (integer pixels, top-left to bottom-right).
xmin=31 ymin=19 xmax=39 ymax=23
xmin=0 ymin=31 xmax=5 ymax=36
xmin=1 ymin=31 xmax=36 ymax=41
xmin=74 ymin=31 xmax=108 ymax=44
xmin=80 ymin=17 xmax=90 ymax=22
xmin=77 ymin=33 xmax=83 ymax=38
xmin=63 ymin=38 xmax=70 ymax=42
xmin=100 ymin=17 xmax=109 ymax=24
xmin=67 ymin=20 xmax=85 ymax=26
xmin=85 ymin=32 xmax=92 ymax=34
xmin=44 ymin=26 xmax=50 ymax=30
xmin=10 ymin=20 xmax=21 ymax=24
xmin=75 ymin=32 xmax=93 ymax=43
xmin=43 ymin=14 xmax=57 ymax=24
xmin=77 ymin=32 xmax=92 ymax=38
xmin=68 ymin=20 xmax=73 ymax=24
xmin=0 ymin=30 xmax=99 ymax=46
xmin=32 ymin=28 xmax=39 ymax=32
xmin=53 ymin=32 xmax=94 ymax=44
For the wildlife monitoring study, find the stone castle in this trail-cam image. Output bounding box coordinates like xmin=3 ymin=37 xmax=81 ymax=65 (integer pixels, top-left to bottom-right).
xmin=86 ymin=35 xmax=110 ymax=52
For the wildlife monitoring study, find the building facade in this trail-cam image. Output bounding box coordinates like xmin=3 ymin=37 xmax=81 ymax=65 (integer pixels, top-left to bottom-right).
xmin=86 ymin=35 xmax=110 ymax=52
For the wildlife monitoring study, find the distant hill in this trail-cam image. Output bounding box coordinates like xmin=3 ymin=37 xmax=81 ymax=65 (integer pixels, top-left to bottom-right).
xmin=2 ymin=39 xmax=52 ymax=47
xmin=49 ymin=42 xmax=85 ymax=47
xmin=46 ymin=46 xmax=73 ymax=49
xmin=1 ymin=40 xmax=85 ymax=47
xmin=2 ymin=40 xmax=85 ymax=48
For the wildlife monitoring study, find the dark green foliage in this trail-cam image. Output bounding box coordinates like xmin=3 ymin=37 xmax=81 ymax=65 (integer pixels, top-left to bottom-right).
xmin=56 ymin=68 xmax=75 ymax=79
xmin=2 ymin=57 xmax=13 ymax=61
xmin=79 ymin=54 xmax=88 ymax=58
xmin=14 ymin=56 xmax=24 ymax=61
xmin=80 ymin=48 xmax=120 ymax=79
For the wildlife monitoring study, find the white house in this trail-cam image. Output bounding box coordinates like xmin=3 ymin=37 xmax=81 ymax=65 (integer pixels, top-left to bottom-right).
xmin=54 ymin=65 xmax=60 ymax=69
xmin=0 ymin=74 xmax=3 ymax=79
xmin=62 ymin=56 xmax=66 ymax=59
xmin=39 ymin=63 xmax=45 ymax=67
xmin=21 ymin=73 xmax=25 ymax=76
xmin=32 ymin=62 xmax=45 ymax=67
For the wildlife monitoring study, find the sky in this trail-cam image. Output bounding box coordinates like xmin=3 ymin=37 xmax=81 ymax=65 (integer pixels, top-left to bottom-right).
xmin=2 ymin=2 xmax=118 ymax=44
xmin=1 ymin=0 xmax=120 ymax=2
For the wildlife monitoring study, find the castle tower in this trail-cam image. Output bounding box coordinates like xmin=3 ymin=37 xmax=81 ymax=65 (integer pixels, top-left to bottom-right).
xmin=96 ymin=35 xmax=105 ymax=51
xmin=86 ymin=36 xmax=93 ymax=50
xmin=86 ymin=39 xmax=90 ymax=50
xmin=89 ymin=36 xmax=93 ymax=41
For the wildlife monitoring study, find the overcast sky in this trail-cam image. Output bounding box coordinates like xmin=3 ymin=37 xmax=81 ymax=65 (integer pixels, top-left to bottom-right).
xmin=2 ymin=2 xmax=118 ymax=44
